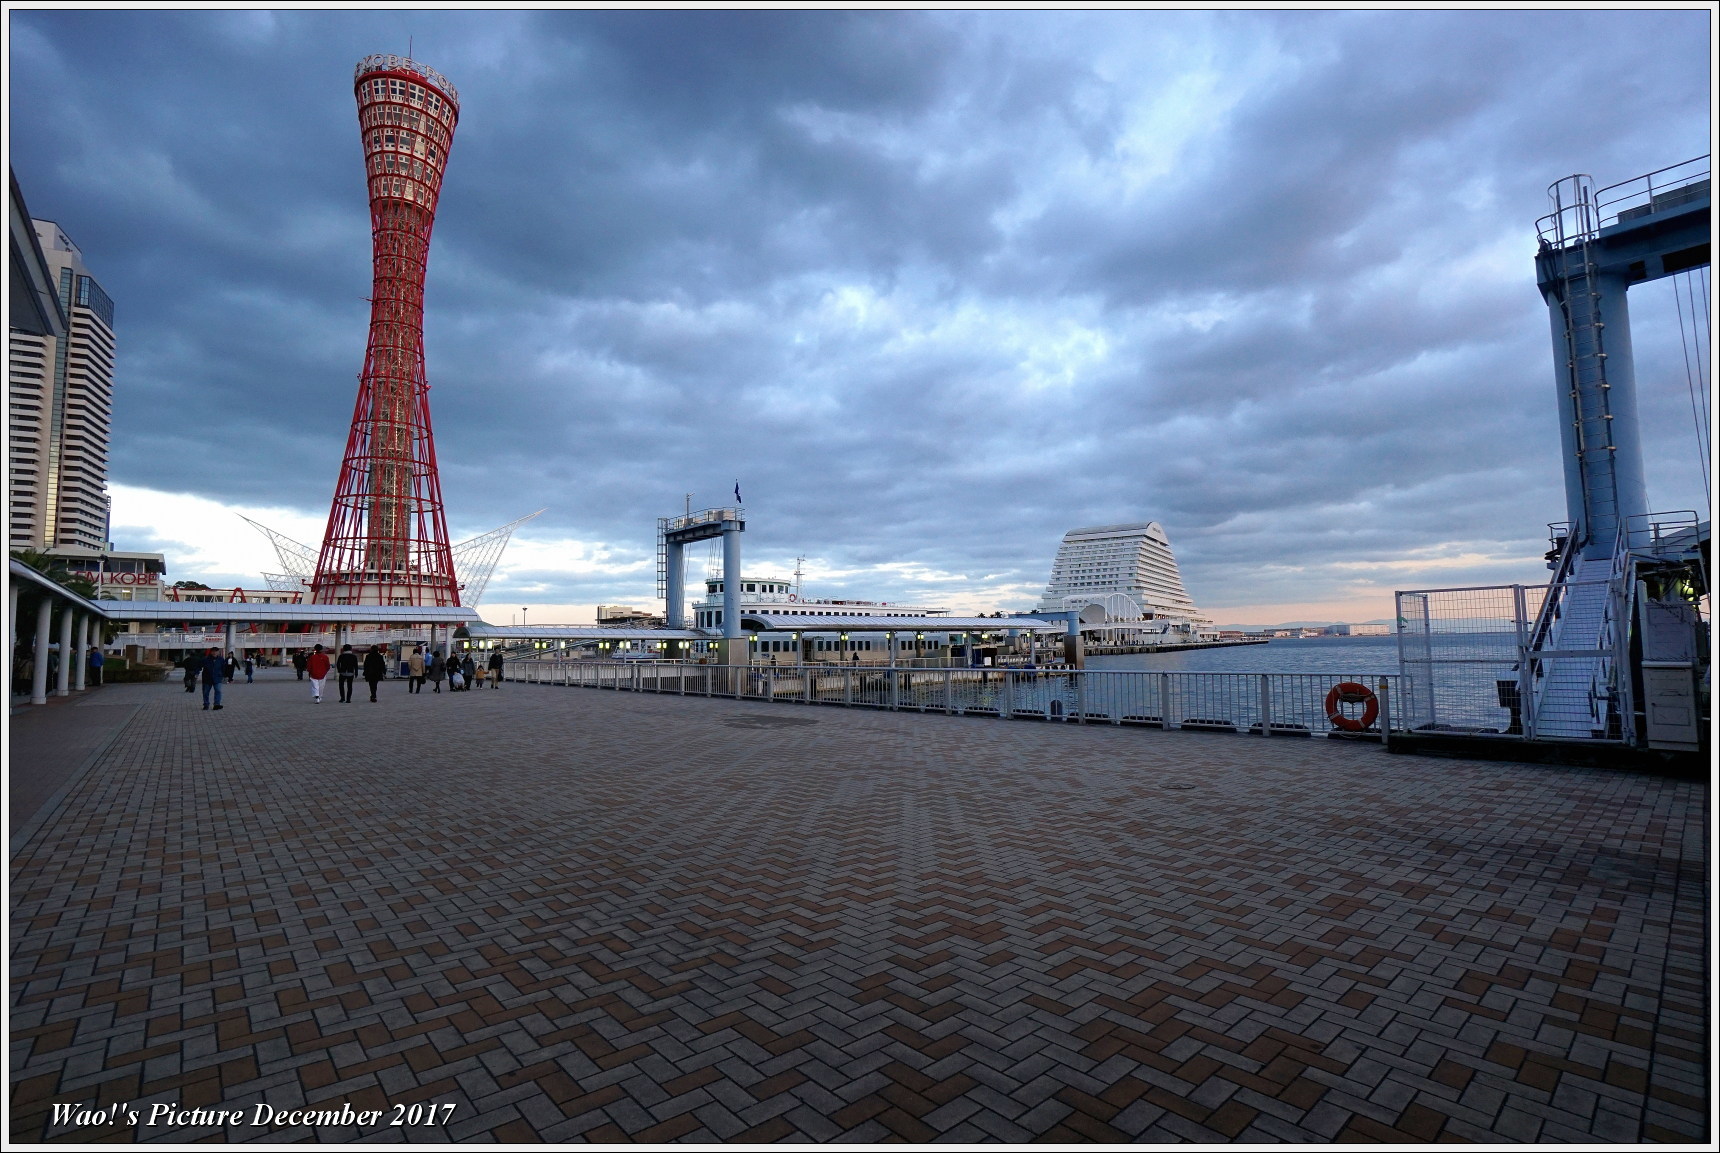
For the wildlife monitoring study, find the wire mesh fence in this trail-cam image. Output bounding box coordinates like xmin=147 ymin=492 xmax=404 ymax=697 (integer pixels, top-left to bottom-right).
xmin=1395 ymin=580 xmax=1627 ymax=741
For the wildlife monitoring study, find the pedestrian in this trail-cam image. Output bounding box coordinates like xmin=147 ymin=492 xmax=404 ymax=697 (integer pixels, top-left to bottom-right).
xmin=427 ymin=652 xmax=445 ymax=693
xmin=362 ymin=644 xmax=387 ymax=703
xmin=181 ymin=650 xmax=199 ymax=692
xmin=407 ymin=644 xmax=426 ymax=694
xmin=243 ymin=654 xmax=255 ymax=683
xmin=336 ymin=643 xmax=358 ymax=703
xmin=306 ymin=643 xmax=331 ymax=703
xmin=87 ymin=645 xmax=104 ymax=686
xmin=487 ymin=647 xmax=504 ymax=688
xmin=224 ymin=651 xmax=238 ymax=683
xmin=460 ymin=653 xmax=476 ymax=691
xmin=199 ymin=646 xmax=224 ymax=710
xmin=292 ymin=650 xmax=307 ymax=680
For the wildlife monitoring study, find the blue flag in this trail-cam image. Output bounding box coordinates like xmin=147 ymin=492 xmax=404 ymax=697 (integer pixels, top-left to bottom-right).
xmin=734 ymin=480 xmax=742 ymax=505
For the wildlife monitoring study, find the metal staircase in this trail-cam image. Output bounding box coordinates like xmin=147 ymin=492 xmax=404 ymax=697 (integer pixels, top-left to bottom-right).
xmin=1524 ymin=529 xmax=1633 ymax=740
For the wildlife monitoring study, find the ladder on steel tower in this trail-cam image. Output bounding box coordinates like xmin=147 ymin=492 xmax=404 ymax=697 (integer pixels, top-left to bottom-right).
xmin=1545 ymin=176 xmax=1620 ymax=554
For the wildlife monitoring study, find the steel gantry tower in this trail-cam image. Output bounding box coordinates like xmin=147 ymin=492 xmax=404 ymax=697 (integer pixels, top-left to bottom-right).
xmin=312 ymin=55 xmax=461 ymax=606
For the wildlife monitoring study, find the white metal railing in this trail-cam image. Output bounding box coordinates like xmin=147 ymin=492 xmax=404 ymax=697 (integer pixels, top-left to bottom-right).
xmin=505 ymin=661 xmax=1401 ymax=739
xmin=664 ymin=506 xmax=742 ymax=533
xmin=1537 ymin=156 xmax=1708 ymax=246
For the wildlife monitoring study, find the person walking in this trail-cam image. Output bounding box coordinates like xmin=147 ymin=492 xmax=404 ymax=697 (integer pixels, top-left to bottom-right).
xmin=181 ymin=650 xmax=199 ymax=692
xmin=199 ymin=646 xmax=224 ymax=710
xmin=407 ymin=644 xmax=426 ymax=694
xmin=427 ymin=652 xmax=445 ymax=693
xmin=306 ymin=643 xmax=331 ymax=703
xmin=487 ymin=648 xmax=504 ymax=689
xmin=224 ymin=651 xmax=238 ymax=683
xmin=460 ymin=653 xmax=476 ymax=691
xmin=243 ymin=654 xmax=255 ymax=683
xmin=87 ymin=645 xmax=104 ymax=687
xmin=362 ymin=644 xmax=387 ymax=703
xmin=292 ymin=650 xmax=307 ymax=680
xmin=336 ymin=643 xmax=358 ymax=703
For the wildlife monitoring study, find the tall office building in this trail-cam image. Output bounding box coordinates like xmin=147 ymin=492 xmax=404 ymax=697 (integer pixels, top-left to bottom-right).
xmin=1036 ymin=521 xmax=1209 ymax=625
xmin=8 ymin=183 xmax=114 ymax=552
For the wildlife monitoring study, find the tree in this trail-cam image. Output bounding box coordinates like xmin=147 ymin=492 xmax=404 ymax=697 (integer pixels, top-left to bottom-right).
xmin=10 ymin=549 xmax=98 ymax=600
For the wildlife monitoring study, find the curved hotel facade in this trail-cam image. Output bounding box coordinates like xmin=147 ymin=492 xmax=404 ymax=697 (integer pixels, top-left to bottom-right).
xmin=1036 ymin=521 xmax=1213 ymax=637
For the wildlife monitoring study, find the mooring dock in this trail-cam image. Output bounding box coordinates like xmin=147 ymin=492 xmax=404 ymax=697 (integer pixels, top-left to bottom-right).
xmin=8 ymin=673 xmax=1707 ymax=1143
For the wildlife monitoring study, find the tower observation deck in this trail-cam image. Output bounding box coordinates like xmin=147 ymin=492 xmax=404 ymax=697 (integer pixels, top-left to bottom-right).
xmin=312 ymin=55 xmax=462 ymax=606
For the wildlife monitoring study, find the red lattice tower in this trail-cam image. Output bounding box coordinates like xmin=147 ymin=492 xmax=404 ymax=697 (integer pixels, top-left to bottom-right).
xmin=312 ymin=55 xmax=461 ymax=606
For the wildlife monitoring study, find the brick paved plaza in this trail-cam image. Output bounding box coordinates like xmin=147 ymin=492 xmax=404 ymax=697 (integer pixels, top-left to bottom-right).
xmin=9 ymin=671 xmax=1708 ymax=1143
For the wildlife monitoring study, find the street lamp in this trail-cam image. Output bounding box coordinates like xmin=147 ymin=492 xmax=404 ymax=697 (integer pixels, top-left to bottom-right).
xmin=522 ymin=607 xmax=528 ymax=630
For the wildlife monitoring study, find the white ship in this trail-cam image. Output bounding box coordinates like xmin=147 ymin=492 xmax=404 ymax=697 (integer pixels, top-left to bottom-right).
xmin=689 ymin=576 xmax=948 ymax=629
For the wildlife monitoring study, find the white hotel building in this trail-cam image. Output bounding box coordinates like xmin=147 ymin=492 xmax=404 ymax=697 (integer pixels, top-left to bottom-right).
xmin=1036 ymin=521 xmax=1215 ymax=641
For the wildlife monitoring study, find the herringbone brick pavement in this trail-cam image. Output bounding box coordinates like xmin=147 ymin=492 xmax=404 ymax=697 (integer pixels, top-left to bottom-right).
xmin=8 ymin=672 xmax=1707 ymax=1142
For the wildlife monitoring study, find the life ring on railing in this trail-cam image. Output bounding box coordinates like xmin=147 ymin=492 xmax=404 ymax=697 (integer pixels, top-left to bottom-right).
xmin=788 ymin=594 xmax=798 ymax=601
xmin=1325 ymin=682 xmax=1378 ymax=731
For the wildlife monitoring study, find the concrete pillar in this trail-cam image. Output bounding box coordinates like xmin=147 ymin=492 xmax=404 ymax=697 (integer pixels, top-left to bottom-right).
xmin=721 ymin=520 xmax=744 ymax=665
xmin=224 ymin=621 xmax=236 ymax=670
xmin=74 ymin=615 xmax=89 ymax=690
xmin=1064 ymin=618 xmax=1085 ymax=669
xmin=55 ymin=608 xmax=75 ymax=696
xmin=31 ymin=598 xmax=53 ymax=705
xmin=665 ymin=540 xmax=685 ymax=629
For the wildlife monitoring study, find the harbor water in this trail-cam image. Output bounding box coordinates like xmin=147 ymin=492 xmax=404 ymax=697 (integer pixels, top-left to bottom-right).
xmin=1087 ymin=634 xmax=1399 ymax=676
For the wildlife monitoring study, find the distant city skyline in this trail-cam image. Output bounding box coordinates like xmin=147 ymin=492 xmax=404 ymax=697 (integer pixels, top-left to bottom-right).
xmin=9 ymin=10 xmax=1709 ymax=625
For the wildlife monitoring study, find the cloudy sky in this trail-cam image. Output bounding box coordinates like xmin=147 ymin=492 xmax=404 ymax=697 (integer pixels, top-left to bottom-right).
xmin=9 ymin=9 xmax=1711 ymax=625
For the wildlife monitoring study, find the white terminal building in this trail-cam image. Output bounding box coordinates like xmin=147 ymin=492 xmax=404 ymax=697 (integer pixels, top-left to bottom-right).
xmin=1036 ymin=521 xmax=1216 ymax=643
xmin=691 ymin=576 xmax=959 ymax=660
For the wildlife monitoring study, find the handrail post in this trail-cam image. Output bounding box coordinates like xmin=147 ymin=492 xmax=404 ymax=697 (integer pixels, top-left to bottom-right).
xmin=1378 ymin=678 xmax=1392 ymax=749
xmin=805 ymin=662 xmax=814 ymax=705
xmin=1259 ymin=673 xmax=1271 ymax=736
xmin=1075 ymin=670 xmax=1085 ymax=723
xmin=943 ymin=668 xmax=952 ymax=714
xmin=1513 ymin=584 xmax=1534 ymax=739
xmin=1001 ymin=670 xmax=1012 ymax=720
xmin=888 ymin=668 xmax=899 ymax=711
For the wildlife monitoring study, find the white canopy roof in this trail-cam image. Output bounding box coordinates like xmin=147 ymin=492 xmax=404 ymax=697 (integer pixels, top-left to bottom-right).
xmin=465 ymin=624 xmax=703 ymax=641
xmin=91 ymin=600 xmax=480 ymax=624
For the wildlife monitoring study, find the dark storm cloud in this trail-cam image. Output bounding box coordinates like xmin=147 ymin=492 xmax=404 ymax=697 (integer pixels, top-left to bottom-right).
xmin=8 ymin=9 xmax=1709 ymax=615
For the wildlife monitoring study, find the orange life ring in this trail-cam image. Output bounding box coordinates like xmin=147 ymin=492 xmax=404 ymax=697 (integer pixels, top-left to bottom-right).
xmin=1325 ymin=682 xmax=1379 ymax=731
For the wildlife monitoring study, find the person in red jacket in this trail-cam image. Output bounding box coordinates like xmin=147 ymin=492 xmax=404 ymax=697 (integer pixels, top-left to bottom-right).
xmin=306 ymin=643 xmax=332 ymax=703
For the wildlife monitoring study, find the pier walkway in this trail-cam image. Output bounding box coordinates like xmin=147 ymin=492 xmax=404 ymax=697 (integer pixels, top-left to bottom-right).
xmin=8 ymin=671 xmax=1707 ymax=1143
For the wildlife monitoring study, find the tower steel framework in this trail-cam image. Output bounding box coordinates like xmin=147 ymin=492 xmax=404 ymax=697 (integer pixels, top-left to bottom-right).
xmin=312 ymin=55 xmax=461 ymax=606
